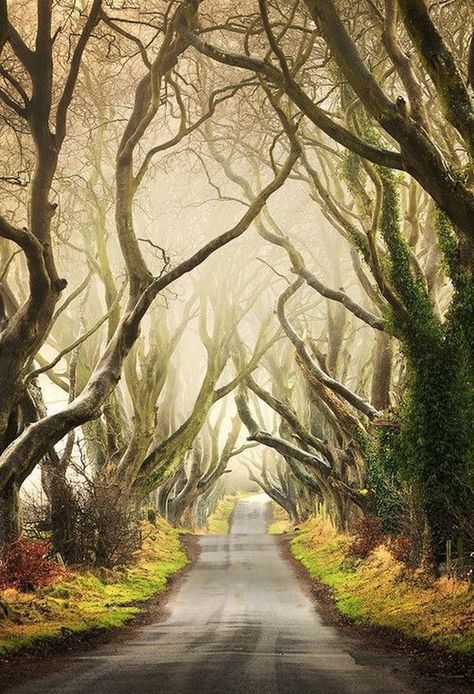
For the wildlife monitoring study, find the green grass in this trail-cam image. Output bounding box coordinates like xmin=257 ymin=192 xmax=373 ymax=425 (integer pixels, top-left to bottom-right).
xmin=267 ymin=502 xmax=292 ymax=535
xmin=0 ymin=516 xmax=187 ymax=655
xmin=206 ymin=494 xmax=242 ymax=535
xmin=291 ymin=517 xmax=474 ymax=655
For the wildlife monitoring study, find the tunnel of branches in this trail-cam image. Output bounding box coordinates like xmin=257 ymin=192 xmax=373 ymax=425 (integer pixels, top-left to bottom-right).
xmin=0 ymin=0 xmax=472 ymax=570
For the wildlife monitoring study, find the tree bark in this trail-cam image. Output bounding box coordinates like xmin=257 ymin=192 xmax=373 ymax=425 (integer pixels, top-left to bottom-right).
xmin=0 ymin=479 xmax=20 ymax=545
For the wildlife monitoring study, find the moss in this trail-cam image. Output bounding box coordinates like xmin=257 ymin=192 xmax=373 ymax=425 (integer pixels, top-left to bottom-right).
xmin=206 ymin=494 xmax=246 ymax=535
xmin=0 ymin=516 xmax=187 ymax=656
xmin=268 ymin=502 xmax=292 ymax=535
xmin=291 ymin=517 xmax=474 ymax=655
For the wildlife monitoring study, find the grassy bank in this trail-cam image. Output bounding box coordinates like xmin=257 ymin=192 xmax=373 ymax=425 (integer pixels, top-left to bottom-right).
xmin=267 ymin=502 xmax=292 ymax=535
xmin=0 ymin=516 xmax=187 ymax=656
xmin=206 ymin=495 xmax=241 ymax=534
xmin=291 ymin=517 xmax=474 ymax=656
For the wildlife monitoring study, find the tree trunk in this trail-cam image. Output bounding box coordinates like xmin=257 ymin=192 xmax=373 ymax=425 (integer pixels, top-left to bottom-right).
xmin=371 ymin=333 xmax=392 ymax=411
xmin=0 ymin=479 xmax=20 ymax=545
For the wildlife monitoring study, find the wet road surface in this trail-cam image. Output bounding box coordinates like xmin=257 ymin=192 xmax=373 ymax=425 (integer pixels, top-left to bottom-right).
xmin=8 ymin=495 xmax=419 ymax=693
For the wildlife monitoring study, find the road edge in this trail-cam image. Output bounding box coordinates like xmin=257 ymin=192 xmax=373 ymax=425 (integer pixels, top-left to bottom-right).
xmin=0 ymin=534 xmax=200 ymax=692
xmin=277 ymin=533 xmax=474 ymax=691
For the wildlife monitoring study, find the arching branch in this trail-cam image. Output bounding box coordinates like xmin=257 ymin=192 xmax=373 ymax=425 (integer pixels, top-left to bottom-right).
xmin=277 ymin=281 xmax=381 ymax=420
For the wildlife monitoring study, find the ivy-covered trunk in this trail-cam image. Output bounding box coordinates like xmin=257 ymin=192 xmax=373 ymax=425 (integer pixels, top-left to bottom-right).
xmin=379 ymin=170 xmax=474 ymax=566
xmin=401 ymin=333 xmax=473 ymax=564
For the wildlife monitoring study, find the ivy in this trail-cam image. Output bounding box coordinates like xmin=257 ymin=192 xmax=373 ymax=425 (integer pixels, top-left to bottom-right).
xmin=365 ymin=431 xmax=407 ymax=534
xmin=383 ymin=177 xmax=472 ymax=555
xmin=338 ymin=121 xmax=473 ymax=561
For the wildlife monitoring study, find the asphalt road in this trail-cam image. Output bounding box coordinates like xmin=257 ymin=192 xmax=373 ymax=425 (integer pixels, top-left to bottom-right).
xmin=8 ymin=495 xmax=419 ymax=693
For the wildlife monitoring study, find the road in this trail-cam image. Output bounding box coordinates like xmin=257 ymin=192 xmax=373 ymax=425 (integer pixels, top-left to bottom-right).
xmin=8 ymin=495 xmax=421 ymax=693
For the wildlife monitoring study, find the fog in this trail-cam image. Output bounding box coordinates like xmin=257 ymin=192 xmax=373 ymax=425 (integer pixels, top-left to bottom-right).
xmin=0 ymin=0 xmax=471 ymax=564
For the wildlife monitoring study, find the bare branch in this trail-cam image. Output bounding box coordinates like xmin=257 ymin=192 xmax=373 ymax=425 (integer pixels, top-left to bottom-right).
xmin=277 ymin=280 xmax=381 ymax=420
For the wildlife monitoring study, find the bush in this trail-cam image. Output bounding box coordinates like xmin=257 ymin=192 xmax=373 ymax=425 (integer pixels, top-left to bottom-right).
xmin=22 ymin=472 xmax=142 ymax=568
xmin=348 ymin=516 xmax=383 ymax=559
xmin=0 ymin=539 xmax=64 ymax=592
xmin=75 ymin=482 xmax=141 ymax=568
xmin=387 ymin=535 xmax=411 ymax=564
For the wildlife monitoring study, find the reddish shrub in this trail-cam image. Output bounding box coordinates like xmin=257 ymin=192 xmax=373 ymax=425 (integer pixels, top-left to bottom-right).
xmin=348 ymin=516 xmax=383 ymax=559
xmin=387 ymin=535 xmax=411 ymax=564
xmin=0 ymin=538 xmax=64 ymax=592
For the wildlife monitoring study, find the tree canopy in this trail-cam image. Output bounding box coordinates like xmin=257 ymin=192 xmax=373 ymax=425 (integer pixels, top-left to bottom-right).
xmin=0 ymin=0 xmax=472 ymax=569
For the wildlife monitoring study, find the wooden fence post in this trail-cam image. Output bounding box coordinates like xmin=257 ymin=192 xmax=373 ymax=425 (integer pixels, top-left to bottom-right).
xmin=446 ymin=539 xmax=452 ymax=574
xmin=457 ymin=536 xmax=464 ymax=573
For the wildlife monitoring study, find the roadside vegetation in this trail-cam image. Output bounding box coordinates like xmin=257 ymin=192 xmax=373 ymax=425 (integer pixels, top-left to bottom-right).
xmin=291 ymin=516 xmax=474 ymax=656
xmin=0 ymin=491 xmax=248 ymax=658
xmin=0 ymin=518 xmax=186 ymax=656
xmin=268 ymin=502 xmax=292 ymax=535
xmin=0 ymin=0 xmax=472 ymax=665
xmin=206 ymin=495 xmax=242 ymax=535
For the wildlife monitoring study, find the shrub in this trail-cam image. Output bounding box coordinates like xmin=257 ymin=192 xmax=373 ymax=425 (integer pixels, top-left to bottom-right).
xmin=0 ymin=539 xmax=64 ymax=592
xmin=348 ymin=516 xmax=383 ymax=559
xmin=74 ymin=482 xmax=141 ymax=568
xmin=387 ymin=534 xmax=411 ymax=565
xmin=22 ymin=471 xmax=142 ymax=568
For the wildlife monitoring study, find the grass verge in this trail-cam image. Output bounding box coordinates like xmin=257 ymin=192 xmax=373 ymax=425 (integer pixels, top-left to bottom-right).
xmin=291 ymin=517 xmax=474 ymax=656
xmin=206 ymin=494 xmax=251 ymax=534
xmin=0 ymin=516 xmax=187 ymax=656
xmin=267 ymin=502 xmax=292 ymax=535
xmin=206 ymin=495 xmax=240 ymax=534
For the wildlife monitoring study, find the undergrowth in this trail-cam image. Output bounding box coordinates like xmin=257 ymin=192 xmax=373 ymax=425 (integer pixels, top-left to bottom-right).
xmin=0 ymin=539 xmax=64 ymax=592
xmin=0 ymin=516 xmax=187 ymax=655
xmin=291 ymin=516 xmax=474 ymax=655
xmin=206 ymin=494 xmax=242 ymax=535
xmin=268 ymin=502 xmax=292 ymax=535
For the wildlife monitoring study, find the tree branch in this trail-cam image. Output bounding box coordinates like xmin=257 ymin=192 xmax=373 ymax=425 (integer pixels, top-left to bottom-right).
xmin=277 ymin=280 xmax=381 ymax=419
xmin=55 ymin=0 xmax=103 ymax=145
xmin=180 ymin=25 xmax=406 ymax=170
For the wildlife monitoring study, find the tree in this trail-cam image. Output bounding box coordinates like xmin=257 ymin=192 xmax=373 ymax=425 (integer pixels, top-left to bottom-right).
xmin=0 ymin=1 xmax=299 ymax=543
xmin=182 ymin=0 xmax=473 ymax=562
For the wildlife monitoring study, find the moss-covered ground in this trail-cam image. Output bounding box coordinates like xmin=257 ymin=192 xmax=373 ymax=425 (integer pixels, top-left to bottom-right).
xmin=291 ymin=517 xmax=474 ymax=656
xmin=205 ymin=494 xmax=243 ymax=535
xmin=0 ymin=516 xmax=187 ymax=655
xmin=267 ymin=502 xmax=292 ymax=535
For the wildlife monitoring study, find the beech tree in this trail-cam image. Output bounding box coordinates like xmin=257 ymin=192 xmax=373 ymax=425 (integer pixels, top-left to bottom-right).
xmin=0 ymin=1 xmax=471 ymax=571
xmin=0 ymin=0 xmax=298 ymax=543
xmin=245 ymin=451 xmax=300 ymax=523
xmin=178 ymin=0 xmax=473 ymax=562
